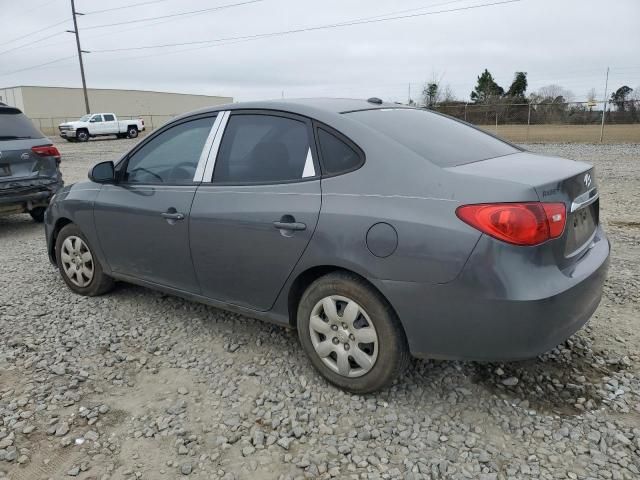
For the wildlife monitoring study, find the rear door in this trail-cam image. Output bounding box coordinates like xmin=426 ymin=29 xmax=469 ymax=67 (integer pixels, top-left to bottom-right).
xmin=94 ymin=114 xmax=218 ymax=292
xmin=102 ymin=114 xmax=118 ymax=134
xmin=190 ymin=110 xmax=321 ymax=311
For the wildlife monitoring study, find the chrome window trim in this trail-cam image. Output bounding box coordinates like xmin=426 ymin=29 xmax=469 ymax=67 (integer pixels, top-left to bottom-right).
xmin=193 ymin=113 xmax=225 ymax=182
xmin=570 ymin=187 xmax=598 ymax=213
xmin=201 ymin=110 xmax=230 ymax=183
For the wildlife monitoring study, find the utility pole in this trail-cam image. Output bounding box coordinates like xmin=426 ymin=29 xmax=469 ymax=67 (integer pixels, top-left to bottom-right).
xmin=68 ymin=0 xmax=90 ymax=114
xmin=599 ymin=67 xmax=609 ymax=143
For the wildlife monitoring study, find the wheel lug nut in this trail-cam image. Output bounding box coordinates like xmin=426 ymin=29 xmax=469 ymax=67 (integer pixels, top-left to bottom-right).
xmin=342 ymin=323 xmax=347 ymax=329
xmin=349 ymin=334 xmax=355 ymax=341
xmin=344 ymin=344 xmax=350 ymax=350
xmin=332 ymin=337 xmax=339 ymax=345
xmin=331 ymin=325 xmax=338 ymax=331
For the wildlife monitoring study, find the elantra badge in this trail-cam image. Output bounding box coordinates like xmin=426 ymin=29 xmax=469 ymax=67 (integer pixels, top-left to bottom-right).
xmin=584 ymin=173 xmax=592 ymax=188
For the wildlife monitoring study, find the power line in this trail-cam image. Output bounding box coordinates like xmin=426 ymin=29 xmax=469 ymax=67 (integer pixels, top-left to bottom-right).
xmin=83 ymin=0 xmax=176 ymax=15
xmin=89 ymin=0 xmax=523 ymax=53
xmin=81 ymin=0 xmax=264 ymax=30
xmin=0 ymin=31 xmax=65 ymax=58
xmin=0 ymin=55 xmax=75 ymax=77
xmin=2 ymin=18 xmax=69 ymax=46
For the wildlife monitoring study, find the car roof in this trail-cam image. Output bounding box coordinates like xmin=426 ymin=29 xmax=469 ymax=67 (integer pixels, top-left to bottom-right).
xmin=178 ymin=98 xmax=412 ymax=122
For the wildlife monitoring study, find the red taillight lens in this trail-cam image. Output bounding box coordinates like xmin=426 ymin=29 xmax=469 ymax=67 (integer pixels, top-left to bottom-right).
xmin=32 ymin=145 xmax=61 ymax=163
xmin=456 ymin=202 xmax=566 ymax=246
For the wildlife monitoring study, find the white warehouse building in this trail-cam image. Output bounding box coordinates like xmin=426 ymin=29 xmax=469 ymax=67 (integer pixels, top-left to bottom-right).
xmin=0 ymin=85 xmax=233 ymax=134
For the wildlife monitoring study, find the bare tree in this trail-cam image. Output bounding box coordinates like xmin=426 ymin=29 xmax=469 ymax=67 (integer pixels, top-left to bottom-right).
xmin=532 ymin=84 xmax=575 ymax=103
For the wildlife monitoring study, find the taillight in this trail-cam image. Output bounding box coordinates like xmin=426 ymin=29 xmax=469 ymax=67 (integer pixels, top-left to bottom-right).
xmin=456 ymin=202 xmax=566 ymax=246
xmin=32 ymin=145 xmax=61 ymax=163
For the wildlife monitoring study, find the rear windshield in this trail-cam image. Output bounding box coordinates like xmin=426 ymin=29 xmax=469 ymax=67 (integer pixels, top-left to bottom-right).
xmin=346 ymin=108 xmax=519 ymax=167
xmin=0 ymin=108 xmax=45 ymax=140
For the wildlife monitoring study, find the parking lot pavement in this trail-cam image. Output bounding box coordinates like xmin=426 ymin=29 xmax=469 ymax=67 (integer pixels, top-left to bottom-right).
xmin=1 ymin=138 xmax=639 ymax=479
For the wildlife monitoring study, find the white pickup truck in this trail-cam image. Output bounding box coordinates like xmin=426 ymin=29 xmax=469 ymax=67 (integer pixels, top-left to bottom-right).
xmin=58 ymin=113 xmax=145 ymax=142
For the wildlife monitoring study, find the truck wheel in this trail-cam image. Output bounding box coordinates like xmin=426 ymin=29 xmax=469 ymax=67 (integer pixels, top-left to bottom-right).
xmin=127 ymin=126 xmax=138 ymax=139
xmin=76 ymin=129 xmax=89 ymax=142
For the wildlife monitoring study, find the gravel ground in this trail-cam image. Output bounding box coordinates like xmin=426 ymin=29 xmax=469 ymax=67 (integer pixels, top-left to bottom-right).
xmin=1 ymin=138 xmax=639 ymax=480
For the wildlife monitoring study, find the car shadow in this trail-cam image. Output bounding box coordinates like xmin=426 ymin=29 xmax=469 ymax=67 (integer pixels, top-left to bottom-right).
xmin=0 ymin=214 xmax=43 ymax=239
xmin=83 ymin=281 xmax=632 ymax=417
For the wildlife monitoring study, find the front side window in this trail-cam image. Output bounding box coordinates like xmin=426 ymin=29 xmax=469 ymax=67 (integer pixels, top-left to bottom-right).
xmin=213 ymin=114 xmax=313 ymax=184
xmin=103 ymin=114 xmax=115 ymax=121
xmin=91 ymin=115 xmax=103 ymax=123
xmin=124 ymin=116 xmax=215 ymax=184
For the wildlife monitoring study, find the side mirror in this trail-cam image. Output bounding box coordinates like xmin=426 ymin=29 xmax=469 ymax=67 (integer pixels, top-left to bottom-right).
xmin=89 ymin=161 xmax=115 ymax=183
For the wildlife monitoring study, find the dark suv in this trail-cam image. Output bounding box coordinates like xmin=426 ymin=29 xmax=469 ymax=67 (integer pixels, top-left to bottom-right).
xmin=0 ymin=104 xmax=63 ymax=222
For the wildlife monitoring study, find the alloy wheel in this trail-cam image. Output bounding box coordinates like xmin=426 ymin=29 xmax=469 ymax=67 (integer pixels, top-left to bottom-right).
xmin=60 ymin=236 xmax=94 ymax=287
xmin=308 ymin=295 xmax=379 ymax=378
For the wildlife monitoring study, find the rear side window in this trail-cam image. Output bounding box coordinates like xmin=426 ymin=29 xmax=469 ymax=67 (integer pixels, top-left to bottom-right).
xmin=0 ymin=108 xmax=45 ymax=140
xmin=346 ymin=108 xmax=519 ymax=167
xmin=104 ymin=114 xmax=115 ymax=121
xmin=317 ymin=128 xmax=363 ymax=175
xmin=214 ymin=114 xmax=314 ymax=184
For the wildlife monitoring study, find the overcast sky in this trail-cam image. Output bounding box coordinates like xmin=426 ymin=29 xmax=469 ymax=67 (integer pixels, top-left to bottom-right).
xmin=2 ymin=0 xmax=639 ymax=104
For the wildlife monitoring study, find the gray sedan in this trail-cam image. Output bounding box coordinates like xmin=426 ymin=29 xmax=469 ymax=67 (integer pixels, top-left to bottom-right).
xmin=45 ymin=98 xmax=609 ymax=393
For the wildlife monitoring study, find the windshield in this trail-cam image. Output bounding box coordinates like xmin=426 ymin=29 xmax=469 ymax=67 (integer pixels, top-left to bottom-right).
xmin=346 ymin=108 xmax=519 ymax=167
xmin=79 ymin=114 xmax=91 ymax=121
xmin=0 ymin=108 xmax=45 ymax=140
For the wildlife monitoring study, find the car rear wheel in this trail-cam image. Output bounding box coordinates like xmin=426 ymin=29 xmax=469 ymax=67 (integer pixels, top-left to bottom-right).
xmin=76 ymin=129 xmax=89 ymax=142
xmin=127 ymin=127 xmax=138 ymax=139
xmin=297 ymin=272 xmax=410 ymax=393
xmin=29 ymin=207 xmax=46 ymax=223
xmin=55 ymin=224 xmax=114 ymax=296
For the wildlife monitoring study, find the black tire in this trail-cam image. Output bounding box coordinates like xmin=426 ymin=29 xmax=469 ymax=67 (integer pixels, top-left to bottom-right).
xmin=55 ymin=224 xmax=114 ymax=296
xmin=76 ymin=129 xmax=89 ymax=142
xmin=29 ymin=207 xmax=46 ymax=223
xmin=127 ymin=126 xmax=138 ymax=139
xmin=297 ymin=271 xmax=410 ymax=393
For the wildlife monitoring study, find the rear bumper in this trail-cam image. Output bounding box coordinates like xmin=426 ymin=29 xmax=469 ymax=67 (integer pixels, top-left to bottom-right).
xmin=0 ymin=180 xmax=63 ymax=214
xmin=379 ymin=225 xmax=610 ymax=361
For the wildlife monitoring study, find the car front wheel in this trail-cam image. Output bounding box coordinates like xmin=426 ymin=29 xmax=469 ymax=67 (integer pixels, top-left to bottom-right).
xmin=55 ymin=224 xmax=114 ymax=296
xmin=297 ymin=272 xmax=410 ymax=393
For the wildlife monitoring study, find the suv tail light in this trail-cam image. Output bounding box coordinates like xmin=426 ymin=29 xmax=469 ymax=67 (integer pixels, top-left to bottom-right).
xmin=456 ymin=202 xmax=566 ymax=246
xmin=32 ymin=145 xmax=61 ymax=163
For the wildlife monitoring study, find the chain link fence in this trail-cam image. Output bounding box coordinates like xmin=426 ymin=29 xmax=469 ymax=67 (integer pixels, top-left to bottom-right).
xmin=31 ymin=101 xmax=640 ymax=143
xmin=433 ymin=100 xmax=640 ymax=143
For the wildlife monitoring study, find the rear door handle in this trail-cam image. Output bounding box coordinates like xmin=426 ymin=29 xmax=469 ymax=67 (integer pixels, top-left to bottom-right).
xmin=161 ymin=211 xmax=185 ymax=221
xmin=273 ymin=221 xmax=306 ymax=231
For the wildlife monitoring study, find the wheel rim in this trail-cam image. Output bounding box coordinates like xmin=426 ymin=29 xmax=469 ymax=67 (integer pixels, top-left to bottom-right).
xmin=60 ymin=236 xmax=94 ymax=287
xmin=308 ymin=295 xmax=379 ymax=378
xmin=129 ymin=129 xmax=137 ymax=137
xmin=78 ymin=132 xmax=87 ymax=140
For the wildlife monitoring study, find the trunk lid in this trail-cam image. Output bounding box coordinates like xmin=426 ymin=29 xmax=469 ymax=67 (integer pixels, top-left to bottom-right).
xmin=449 ymin=151 xmax=598 ymax=262
xmin=0 ymin=139 xmax=61 ymax=192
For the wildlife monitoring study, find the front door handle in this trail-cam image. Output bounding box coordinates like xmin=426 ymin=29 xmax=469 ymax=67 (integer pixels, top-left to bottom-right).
xmin=273 ymin=221 xmax=306 ymax=231
xmin=161 ymin=210 xmax=185 ymax=221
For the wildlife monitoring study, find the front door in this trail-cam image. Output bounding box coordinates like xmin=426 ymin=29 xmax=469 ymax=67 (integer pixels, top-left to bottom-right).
xmin=190 ymin=111 xmax=321 ymax=310
xmin=94 ymin=115 xmax=217 ymax=292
